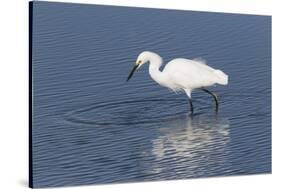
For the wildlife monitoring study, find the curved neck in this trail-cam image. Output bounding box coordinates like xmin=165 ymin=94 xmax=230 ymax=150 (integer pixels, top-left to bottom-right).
xmin=148 ymin=55 xmax=166 ymax=86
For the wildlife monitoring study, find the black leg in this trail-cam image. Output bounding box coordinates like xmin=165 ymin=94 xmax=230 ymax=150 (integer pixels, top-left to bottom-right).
xmin=188 ymin=98 xmax=194 ymax=114
xmin=202 ymin=88 xmax=219 ymax=112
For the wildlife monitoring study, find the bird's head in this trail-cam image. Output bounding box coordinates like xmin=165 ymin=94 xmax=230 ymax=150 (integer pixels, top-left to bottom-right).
xmin=127 ymin=51 xmax=154 ymax=81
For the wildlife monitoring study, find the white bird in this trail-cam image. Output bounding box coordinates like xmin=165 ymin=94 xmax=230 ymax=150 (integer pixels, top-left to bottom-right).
xmin=127 ymin=51 xmax=228 ymax=113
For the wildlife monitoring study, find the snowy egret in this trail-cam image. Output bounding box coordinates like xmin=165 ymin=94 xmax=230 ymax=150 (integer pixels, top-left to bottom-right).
xmin=127 ymin=51 xmax=228 ymax=113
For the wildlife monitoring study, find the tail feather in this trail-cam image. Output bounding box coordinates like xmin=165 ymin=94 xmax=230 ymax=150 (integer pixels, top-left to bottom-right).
xmin=214 ymin=70 xmax=228 ymax=85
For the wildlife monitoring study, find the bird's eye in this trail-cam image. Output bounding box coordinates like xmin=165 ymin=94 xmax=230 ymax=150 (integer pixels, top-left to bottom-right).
xmin=137 ymin=60 xmax=142 ymax=64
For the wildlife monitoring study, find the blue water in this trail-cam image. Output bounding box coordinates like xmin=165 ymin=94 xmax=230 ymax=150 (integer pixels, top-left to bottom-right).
xmin=31 ymin=1 xmax=271 ymax=188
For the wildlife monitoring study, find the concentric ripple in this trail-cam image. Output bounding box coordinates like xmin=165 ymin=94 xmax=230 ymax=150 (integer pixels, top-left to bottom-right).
xmin=63 ymin=98 xmax=194 ymax=126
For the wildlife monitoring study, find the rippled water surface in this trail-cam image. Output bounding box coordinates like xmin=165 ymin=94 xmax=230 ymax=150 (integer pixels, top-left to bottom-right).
xmin=31 ymin=1 xmax=271 ymax=188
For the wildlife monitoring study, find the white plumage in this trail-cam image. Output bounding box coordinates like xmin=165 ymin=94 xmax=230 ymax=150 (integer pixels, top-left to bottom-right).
xmin=127 ymin=51 xmax=228 ymax=113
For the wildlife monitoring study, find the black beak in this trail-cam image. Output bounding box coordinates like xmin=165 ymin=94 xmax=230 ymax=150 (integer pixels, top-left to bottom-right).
xmin=127 ymin=64 xmax=138 ymax=81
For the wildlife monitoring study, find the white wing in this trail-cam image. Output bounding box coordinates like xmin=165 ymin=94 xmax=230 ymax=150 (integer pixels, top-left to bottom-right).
xmin=163 ymin=58 xmax=225 ymax=89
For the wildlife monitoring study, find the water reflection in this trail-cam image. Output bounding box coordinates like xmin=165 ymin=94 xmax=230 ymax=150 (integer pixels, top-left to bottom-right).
xmin=145 ymin=114 xmax=230 ymax=178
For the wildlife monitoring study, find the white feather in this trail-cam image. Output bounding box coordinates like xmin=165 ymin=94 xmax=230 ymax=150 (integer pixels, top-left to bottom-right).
xmin=135 ymin=51 xmax=228 ymax=97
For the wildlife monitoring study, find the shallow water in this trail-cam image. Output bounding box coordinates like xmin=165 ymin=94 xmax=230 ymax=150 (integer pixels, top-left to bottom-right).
xmin=31 ymin=1 xmax=271 ymax=188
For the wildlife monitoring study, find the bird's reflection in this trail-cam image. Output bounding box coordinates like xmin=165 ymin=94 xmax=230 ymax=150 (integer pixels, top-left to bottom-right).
xmin=143 ymin=114 xmax=230 ymax=178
